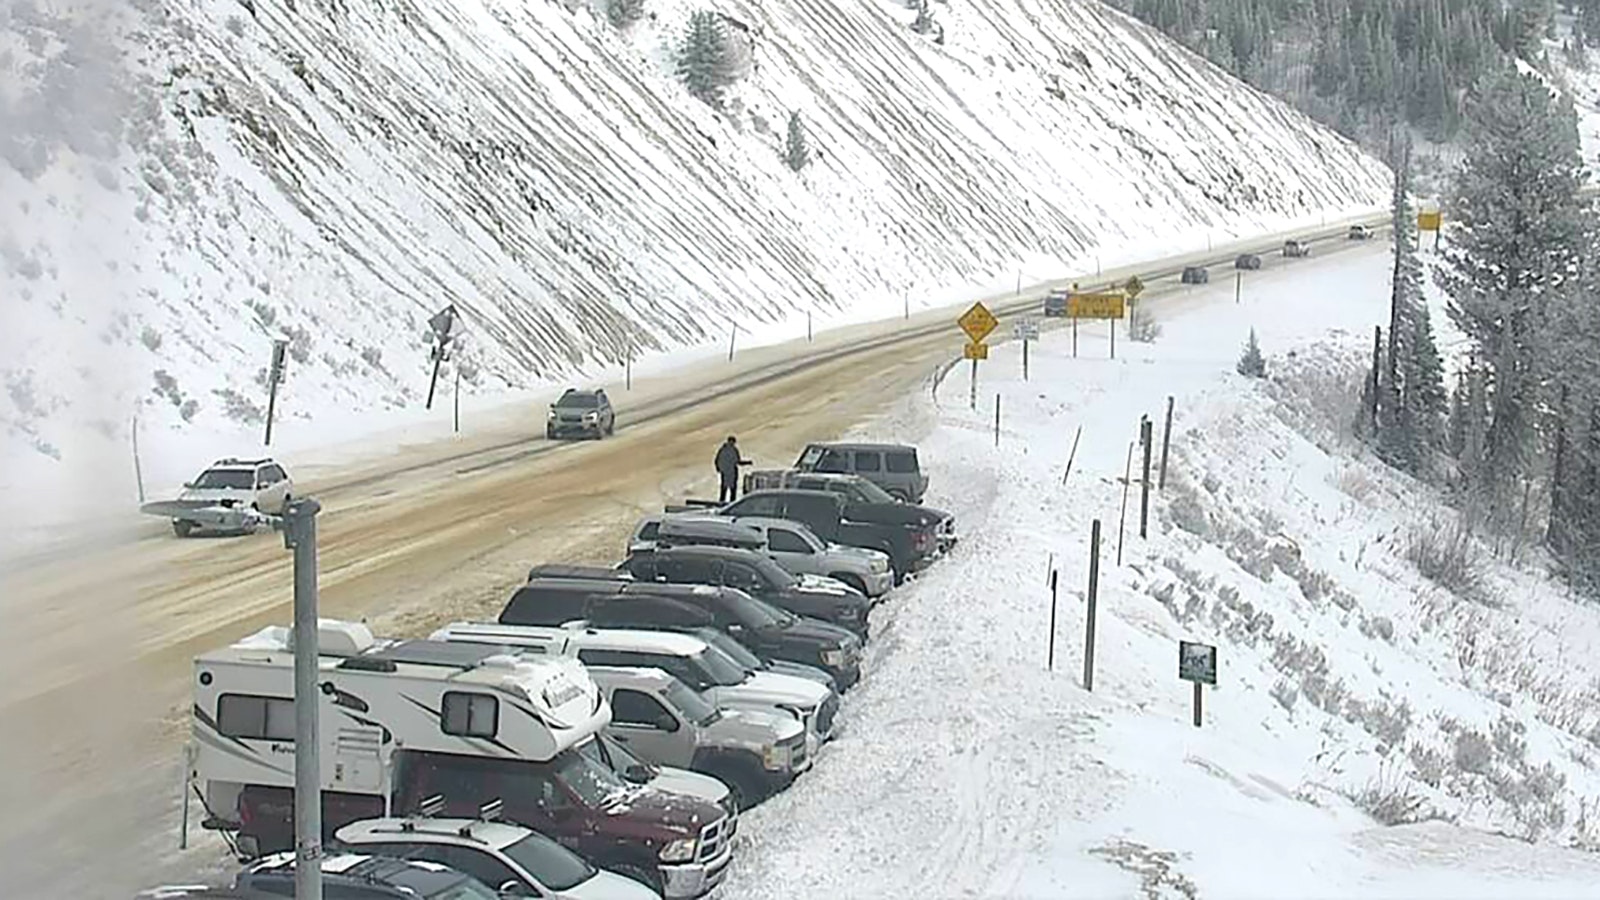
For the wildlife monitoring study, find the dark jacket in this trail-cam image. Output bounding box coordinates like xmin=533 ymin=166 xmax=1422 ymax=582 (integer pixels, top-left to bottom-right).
xmin=715 ymin=442 xmax=746 ymax=477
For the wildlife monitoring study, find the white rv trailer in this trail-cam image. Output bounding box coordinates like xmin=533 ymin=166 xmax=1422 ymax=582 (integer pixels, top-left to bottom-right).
xmin=188 ymin=619 xmax=609 ymax=838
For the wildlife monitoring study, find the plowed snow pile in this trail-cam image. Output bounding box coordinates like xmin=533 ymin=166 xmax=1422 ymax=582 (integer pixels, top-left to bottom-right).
xmin=1 ymin=0 xmax=1384 ymax=474
xmin=729 ymin=247 xmax=1600 ymax=898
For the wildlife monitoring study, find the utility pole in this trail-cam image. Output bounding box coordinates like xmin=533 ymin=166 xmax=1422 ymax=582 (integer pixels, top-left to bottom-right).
xmin=283 ymin=499 xmax=324 ymax=900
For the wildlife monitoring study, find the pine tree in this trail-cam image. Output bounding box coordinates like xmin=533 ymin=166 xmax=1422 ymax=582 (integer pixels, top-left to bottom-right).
xmin=1237 ymin=328 xmax=1267 ymax=379
xmin=784 ymin=110 xmax=810 ymax=172
xmin=606 ymin=0 xmax=644 ymax=29
xmin=680 ymin=10 xmax=735 ymax=106
xmin=1437 ymin=68 xmax=1586 ymax=518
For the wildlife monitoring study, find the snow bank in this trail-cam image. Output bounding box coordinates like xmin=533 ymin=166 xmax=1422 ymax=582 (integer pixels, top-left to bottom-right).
xmin=0 ymin=0 xmax=1387 ymax=495
xmin=722 ymin=247 xmax=1600 ymax=898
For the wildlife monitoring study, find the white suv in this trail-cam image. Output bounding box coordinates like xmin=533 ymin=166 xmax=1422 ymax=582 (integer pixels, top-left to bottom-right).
xmin=171 ymin=457 xmax=293 ymax=536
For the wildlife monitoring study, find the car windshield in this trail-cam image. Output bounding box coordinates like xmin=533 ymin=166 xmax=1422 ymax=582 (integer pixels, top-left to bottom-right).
xmin=192 ymin=468 xmax=254 ymax=490
xmin=702 ymin=630 xmax=765 ymax=669
xmin=696 ymin=646 xmax=753 ymax=683
xmin=726 ymin=589 xmax=790 ymax=629
xmin=665 ymin=679 xmax=720 ymax=727
xmin=850 ymin=479 xmax=896 ymax=503
xmin=552 ymin=748 xmax=631 ymax=809
xmin=556 ymin=392 xmax=599 ymax=408
xmin=750 ymin=555 xmax=798 ymax=589
xmin=431 ymin=877 xmax=502 ymax=900
xmin=501 ymin=831 xmax=597 ymax=892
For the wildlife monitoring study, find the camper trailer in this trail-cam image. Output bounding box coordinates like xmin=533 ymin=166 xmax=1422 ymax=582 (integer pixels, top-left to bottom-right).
xmin=188 ymin=620 xmax=735 ymax=899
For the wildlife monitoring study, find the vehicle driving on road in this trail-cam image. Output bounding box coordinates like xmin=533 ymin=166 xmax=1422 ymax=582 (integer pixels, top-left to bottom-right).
xmin=1234 ymin=253 xmax=1262 ymax=270
xmin=165 ymin=457 xmax=293 ymax=537
xmin=548 ymin=388 xmax=616 ymax=440
xmin=1283 ymin=238 xmax=1311 ymax=257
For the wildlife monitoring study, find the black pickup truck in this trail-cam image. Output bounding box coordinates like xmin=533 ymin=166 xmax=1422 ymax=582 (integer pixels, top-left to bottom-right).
xmin=501 ymin=573 xmax=863 ymax=687
xmin=740 ymin=471 xmax=956 ymax=553
xmin=672 ymin=489 xmax=935 ymax=583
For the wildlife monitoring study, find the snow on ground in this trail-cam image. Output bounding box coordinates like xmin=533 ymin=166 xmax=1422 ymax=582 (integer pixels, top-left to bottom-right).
xmin=1 ymin=0 xmax=1387 ymax=537
xmin=722 ymin=246 xmax=1600 ymax=898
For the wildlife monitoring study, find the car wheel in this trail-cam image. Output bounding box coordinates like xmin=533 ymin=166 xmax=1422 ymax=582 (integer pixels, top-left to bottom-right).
xmin=173 ymin=520 xmax=195 ymax=538
xmin=610 ymin=860 xmax=664 ymax=895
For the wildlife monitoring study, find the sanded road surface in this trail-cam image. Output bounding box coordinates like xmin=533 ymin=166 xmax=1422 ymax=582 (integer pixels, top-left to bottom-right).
xmin=0 ymin=217 xmax=1382 ymax=898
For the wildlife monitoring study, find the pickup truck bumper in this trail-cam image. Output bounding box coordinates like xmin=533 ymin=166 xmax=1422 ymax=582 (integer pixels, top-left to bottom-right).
xmin=862 ymin=568 xmax=894 ymax=598
xmin=660 ymin=846 xmax=733 ymax=899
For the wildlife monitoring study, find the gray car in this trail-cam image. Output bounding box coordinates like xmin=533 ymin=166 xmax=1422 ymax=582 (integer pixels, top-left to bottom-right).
xmin=548 ymin=388 xmax=615 ymax=439
xmin=793 ymin=442 xmax=928 ymax=502
xmin=587 ymin=666 xmax=810 ymax=809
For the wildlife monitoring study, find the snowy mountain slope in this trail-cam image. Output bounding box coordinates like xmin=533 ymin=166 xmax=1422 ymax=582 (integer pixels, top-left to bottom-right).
xmin=722 ymin=248 xmax=1600 ymax=898
xmin=0 ymin=0 xmax=1386 ymax=470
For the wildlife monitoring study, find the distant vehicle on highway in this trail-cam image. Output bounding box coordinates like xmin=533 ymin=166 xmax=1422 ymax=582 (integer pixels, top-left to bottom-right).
xmin=1234 ymin=253 xmax=1262 ymax=270
xmin=1282 ymin=239 xmax=1311 ymax=257
xmin=548 ymin=388 xmax=615 ymax=440
xmin=1180 ymin=265 xmax=1209 ymax=284
xmin=1347 ymin=224 xmax=1373 ymax=240
xmin=1042 ymin=289 xmax=1070 ymax=317
xmin=166 ymin=457 xmax=293 ymax=537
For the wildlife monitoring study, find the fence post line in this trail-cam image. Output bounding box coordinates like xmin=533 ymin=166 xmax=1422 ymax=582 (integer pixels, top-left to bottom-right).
xmin=994 ymin=394 xmax=1001 ymax=447
xmin=1084 ymin=519 xmax=1101 ymax=691
xmin=1047 ymin=569 xmax=1059 ymax=671
xmin=1139 ymin=416 xmax=1153 ymax=538
xmin=1159 ymin=396 xmax=1175 ymax=491
xmin=1061 ymin=425 xmax=1083 ymax=485
xmin=1116 ymin=441 xmax=1134 ymax=565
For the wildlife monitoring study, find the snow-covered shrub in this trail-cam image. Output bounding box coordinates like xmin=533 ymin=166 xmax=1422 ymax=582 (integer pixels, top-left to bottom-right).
xmin=1270 ymin=679 xmax=1299 ymax=712
xmin=152 ymin=369 xmax=184 ymax=408
xmin=361 ymin=345 xmax=384 ymax=369
xmin=784 ymin=111 xmax=810 ymax=172
xmin=1348 ymin=777 xmax=1437 ymax=826
xmin=214 ymin=387 xmax=264 ymax=425
xmin=606 ymin=0 xmax=644 ymax=28
xmin=1359 ymin=614 xmax=1396 ymax=642
xmin=1128 ymin=304 xmax=1161 ymax=343
xmin=1406 ymin=517 xmax=1489 ymax=606
xmin=1453 ymin=728 xmax=1493 ymax=775
xmin=1409 ymin=742 xmax=1448 ymax=787
xmin=140 ymin=325 xmax=163 ymax=351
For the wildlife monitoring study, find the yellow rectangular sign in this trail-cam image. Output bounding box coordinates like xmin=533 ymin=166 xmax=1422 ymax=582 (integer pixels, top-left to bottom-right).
xmin=963 ymin=341 xmax=989 ymax=361
xmin=1418 ymin=211 xmax=1442 ymax=231
xmin=1068 ymin=292 xmax=1126 ymax=320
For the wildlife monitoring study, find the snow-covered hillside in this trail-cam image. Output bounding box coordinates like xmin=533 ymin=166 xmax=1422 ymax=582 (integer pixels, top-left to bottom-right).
xmin=722 ymin=249 xmax=1600 ymax=897
xmin=0 ymin=0 xmax=1386 ymax=471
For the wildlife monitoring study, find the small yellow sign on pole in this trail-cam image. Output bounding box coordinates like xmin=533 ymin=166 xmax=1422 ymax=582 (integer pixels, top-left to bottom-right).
xmin=958 ymin=302 xmax=999 ymax=343
xmin=1418 ymin=210 xmax=1442 ymax=232
xmin=963 ymin=341 xmax=989 ymax=361
xmin=1068 ymin=292 xmax=1127 ymax=320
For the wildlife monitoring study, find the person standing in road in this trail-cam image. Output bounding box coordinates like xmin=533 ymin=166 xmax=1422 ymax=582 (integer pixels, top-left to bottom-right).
xmin=715 ymin=436 xmax=751 ymax=503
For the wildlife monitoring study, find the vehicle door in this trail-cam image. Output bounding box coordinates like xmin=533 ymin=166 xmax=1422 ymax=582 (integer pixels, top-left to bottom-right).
xmin=256 ymin=465 xmax=289 ymax=511
xmin=608 ymin=688 xmax=692 ymax=766
xmin=813 ymin=447 xmax=851 ymax=474
xmin=765 ymin=525 xmax=820 ymax=576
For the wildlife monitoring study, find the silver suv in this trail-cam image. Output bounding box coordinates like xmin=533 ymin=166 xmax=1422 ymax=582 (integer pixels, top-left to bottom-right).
xmin=548 ymin=388 xmax=615 ymax=439
xmin=170 ymin=457 xmax=292 ymax=537
xmin=629 ymin=514 xmax=893 ymax=599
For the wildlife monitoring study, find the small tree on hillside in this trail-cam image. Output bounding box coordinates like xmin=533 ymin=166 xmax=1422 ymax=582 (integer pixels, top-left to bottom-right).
xmin=680 ymin=11 xmax=738 ymax=106
xmin=607 ymin=0 xmax=645 ymax=29
xmin=1237 ymin=328 xmax=1266 ymax=378
xmin=784 ymin=110 xmax=810 ymax=172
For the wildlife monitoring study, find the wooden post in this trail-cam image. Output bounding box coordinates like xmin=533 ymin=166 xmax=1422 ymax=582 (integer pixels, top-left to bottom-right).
xmin=1193 ymin=682 xmax=1203 ymax=727
xmin=453 ymin=364 xmax=461 ymax=434
xmin=1235 ymin=271 xmax=1241 ymax=304
xmin=1085 ymin=519 xmax=1101 ymax=691
xmin=1370 ymin=325 xmax=1382 ymax=433
xmin=1158 ymin=396 xmax=1174 ymax=491
xmin=904 ymin=296 xmax=910 ymax=320
xmin=1047 ymin=570 xmax=1059 ymax=671
xmin=1061 ymin=425 xmax=1083 ymax=485
xmin=728 ymin=325 xmax=737 ymax=362
xmin=807 ymin=310 xmax=813 ymax=343
xmin=1116 ymin=441 xmax=1134 ymax=565
xmin=1139 ymin=416 xmax=1153 ymax=538
xmin=1022 ymin=337 xmax=1030 ymax=381
xmin=132 ymin=408 xmax=146 ymax=505
xmin=994 ymin=394 xmax=1001 ymax=447
xmin=625 ymin=355 xmax=632 ymax=391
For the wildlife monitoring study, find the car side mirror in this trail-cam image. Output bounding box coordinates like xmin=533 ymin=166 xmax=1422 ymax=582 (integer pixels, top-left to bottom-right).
xmin=623 ymin=764 xmax=653 ymax=784
xmin=182 ymin=481 xmax=197 ymax=489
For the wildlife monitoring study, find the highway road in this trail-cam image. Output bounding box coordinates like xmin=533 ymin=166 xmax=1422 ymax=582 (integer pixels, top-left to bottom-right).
xmin=0 ymin=210 xmax=1385 ymax=898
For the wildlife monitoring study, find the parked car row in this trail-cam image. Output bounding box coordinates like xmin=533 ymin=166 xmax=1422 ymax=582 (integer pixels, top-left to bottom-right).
xmin=150 ymin=440 xmax=955 ymax=900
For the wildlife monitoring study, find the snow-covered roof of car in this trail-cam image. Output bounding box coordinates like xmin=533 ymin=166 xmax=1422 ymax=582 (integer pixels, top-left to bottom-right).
xmin=335 ymin=817 xmax=531 ymax=851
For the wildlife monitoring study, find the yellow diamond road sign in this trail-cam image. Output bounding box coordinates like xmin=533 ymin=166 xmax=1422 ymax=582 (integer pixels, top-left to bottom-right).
xmin=1125 ymin=276 xmax=1144 ymax=299
xmin=958 ymin=302 xmax=998 ymax=343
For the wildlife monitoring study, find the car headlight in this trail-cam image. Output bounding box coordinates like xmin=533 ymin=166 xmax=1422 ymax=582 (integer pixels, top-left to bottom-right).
xmin=546 ymin=410 xmax=557 ymax=420
xmin=659 ymin=838 xmax=698 ymax=863
xmin=584 ymin=411 xmax=598 ymax=420
xmin=819 ymin=648 xmax=844 ymax=667
xmin=871 ymin=558 xmax=888 ymax=573
xmin=762 ymin=743 xmax=790 ymax=771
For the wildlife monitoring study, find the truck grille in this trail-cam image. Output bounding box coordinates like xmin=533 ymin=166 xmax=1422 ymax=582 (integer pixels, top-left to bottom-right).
xmin=816 ymin=695 xmax=839 ymax=737
xmin=786 ymin=733 xmax=809 ymax=769
xmin=698 ymin=813 xmax=733 ymax=863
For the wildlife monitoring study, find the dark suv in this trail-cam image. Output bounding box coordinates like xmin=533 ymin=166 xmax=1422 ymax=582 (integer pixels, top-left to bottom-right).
xmin=502 ymin=576 xmax=863 ymax=687
xmin=617 ymin=547 xmax=870 ymax=638
xmin=234 ymin=852 xmax=500 ymax=899
xmin=547 ymin=388 xmax=615 ymax=439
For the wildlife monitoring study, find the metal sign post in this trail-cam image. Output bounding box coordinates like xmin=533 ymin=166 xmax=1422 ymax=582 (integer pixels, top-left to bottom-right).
xmin=1047 ymin=569 xmax=1059 ymax=671
xmin=958 ymin=303 xmax=997 ymax=413
xmin=283 ymin=499 xmax=324 ymax=900
xmin=265 ymin=339 xmax=289 ymax=446
xmin=1084 ymin=519 xmax=1101 ymax=691
xmin=1139 ymin=416 xmax=1153 ymax=538
xmin=1179 ymin=640 xmax=1218 ymax=727
xmin=1159 ymin=396 xmax=1175 ymax=491
xmin=425 ymin=305 xmax=457 ymax=411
